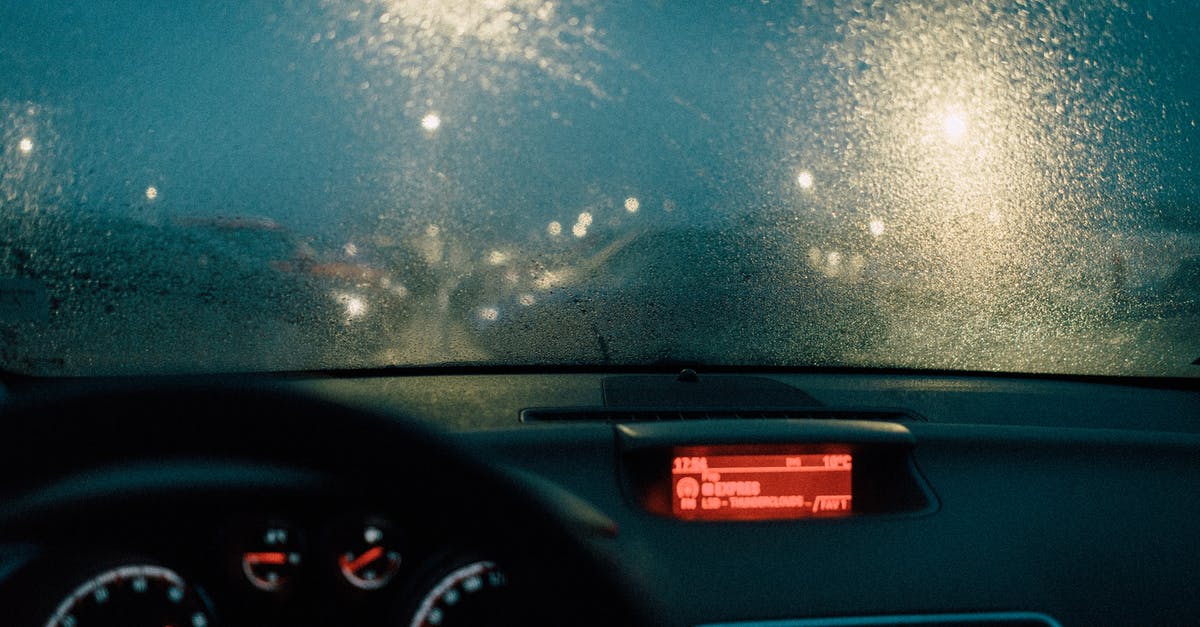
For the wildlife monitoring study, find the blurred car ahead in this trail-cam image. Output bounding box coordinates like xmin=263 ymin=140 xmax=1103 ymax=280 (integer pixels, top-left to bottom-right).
xmin=452 ymin=226 xmax=887 ymax=366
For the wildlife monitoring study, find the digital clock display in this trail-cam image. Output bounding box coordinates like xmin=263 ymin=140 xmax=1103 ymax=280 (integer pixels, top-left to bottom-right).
xmin=670 ymin=446 xmax=853 ymax=521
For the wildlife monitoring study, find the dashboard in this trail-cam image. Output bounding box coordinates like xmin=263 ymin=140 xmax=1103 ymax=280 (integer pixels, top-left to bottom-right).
xmin=0 ymin=369 xmax=1197 ymax=626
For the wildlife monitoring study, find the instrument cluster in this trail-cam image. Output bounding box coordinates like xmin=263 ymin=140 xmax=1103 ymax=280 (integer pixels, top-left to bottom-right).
xmin=13 ymin=510 xmax=520 ymax=627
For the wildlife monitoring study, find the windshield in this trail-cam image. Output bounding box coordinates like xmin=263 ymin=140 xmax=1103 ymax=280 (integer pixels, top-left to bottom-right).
xmin=1 ymin=1 xmax=1198 ymax=377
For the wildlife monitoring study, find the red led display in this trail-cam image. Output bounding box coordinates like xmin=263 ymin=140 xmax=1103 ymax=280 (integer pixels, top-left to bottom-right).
xmin=670 ymin=447 xmax=852 ymax=521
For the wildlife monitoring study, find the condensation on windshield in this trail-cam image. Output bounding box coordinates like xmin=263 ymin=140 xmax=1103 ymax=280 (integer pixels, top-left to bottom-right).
xmin=746 ymin=1 xmax=1200 ymax=374
xmin=0 ymin=1 xmax=1196 ymax=376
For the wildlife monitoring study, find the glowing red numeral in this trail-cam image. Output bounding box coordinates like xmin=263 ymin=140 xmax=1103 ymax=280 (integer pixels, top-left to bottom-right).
xmin=673 ymin=456 xmax=707 ymax=471
xmin=823 ymin=455 xmax=852 ymax=469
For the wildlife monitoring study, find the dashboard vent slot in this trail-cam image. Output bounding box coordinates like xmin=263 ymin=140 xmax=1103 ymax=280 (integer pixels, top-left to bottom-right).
xmin=520 ymin=407 xmax=923 ymax=423
xmin=694 ymin=612 xmax=1061 ymax=627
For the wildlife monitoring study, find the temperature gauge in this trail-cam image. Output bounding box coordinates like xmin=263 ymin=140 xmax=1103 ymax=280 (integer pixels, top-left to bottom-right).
xmin=337 ymin=520 xmax=403 ymax=590
xmin=240 ymin=525 xmax=303 ymax=592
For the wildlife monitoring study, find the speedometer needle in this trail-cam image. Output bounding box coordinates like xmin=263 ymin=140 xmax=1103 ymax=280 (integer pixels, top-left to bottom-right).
xmin=340 ymin=545 xmax=384 ymax=574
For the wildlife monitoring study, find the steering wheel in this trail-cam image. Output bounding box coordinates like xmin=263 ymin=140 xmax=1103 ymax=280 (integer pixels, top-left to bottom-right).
xmin=0 ymin=378 xmax=652 ymax=626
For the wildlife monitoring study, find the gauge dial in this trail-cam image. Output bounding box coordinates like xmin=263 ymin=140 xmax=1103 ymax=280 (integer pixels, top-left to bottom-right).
xmin=408 ymin=560 xmax=515 ymax=627
xmin=240 ymin=525 xmax=302 ymax=592
xmin=45 ymin=564 xmax=213 ymax=627
xmin=337 ymin=521 xmax=403 ymax=590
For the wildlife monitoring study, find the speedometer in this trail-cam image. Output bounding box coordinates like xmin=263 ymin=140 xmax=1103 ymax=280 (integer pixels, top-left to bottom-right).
xmin=45 ymin=564 xmax=214 ymax=627
xmin=408 ymin=560 xmax=513 ymax=627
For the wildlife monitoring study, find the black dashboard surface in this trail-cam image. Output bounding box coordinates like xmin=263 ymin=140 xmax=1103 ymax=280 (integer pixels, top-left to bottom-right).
xmin=0 ymin=370 xmax=1197 ymax=626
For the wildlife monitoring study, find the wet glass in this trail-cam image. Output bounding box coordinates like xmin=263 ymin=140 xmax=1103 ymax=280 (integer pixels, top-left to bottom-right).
xmin=1 ymin=1 xmax=1197 ymax=376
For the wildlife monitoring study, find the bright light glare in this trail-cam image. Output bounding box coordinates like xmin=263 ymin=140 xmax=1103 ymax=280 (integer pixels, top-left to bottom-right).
xmin=573 ymin=211 xmax=592 ymax=238
xmin=337 ymin=293 xmax=368 ymax=321
xmin=534 ymin=269 xmax=570 ymax=290
xmin=352 ymin=0 xmax=605 ymax=100
xmin=487 ymin=250 xmax=508 ymax=265
xmin=624 ymin=197 xmax=640 ymax=213
xmin=943 ymin=113 xmax=967 ymax=142
xmin=18 ymin=137 xmax=33 ymax=153
xmin=547 ymin=221 xmax=562 ymax=236
xmin=807 ymin=246 xmax=822 ymax=268
xmin=421 ymin=113 xmax=441 ymax=131
xmin=868 ymin=219 xmax=885 ymax=237
xmin=796 ymin=171 xmax=814 ymax=189
xmin=145 ymin=186 xmax=159 ymax=201
xmin=478 ymin=306 xmax=499 ymax=322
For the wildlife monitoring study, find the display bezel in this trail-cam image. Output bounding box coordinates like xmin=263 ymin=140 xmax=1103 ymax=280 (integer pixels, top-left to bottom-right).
xmin=622 ymin=435 xmax=934 ymax=522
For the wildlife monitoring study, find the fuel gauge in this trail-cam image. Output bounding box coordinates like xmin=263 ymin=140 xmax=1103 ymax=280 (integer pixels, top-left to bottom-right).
xmin=240 ymin=525 xmax=303 ymax=592
xmin=337 ymin=519 xmax=403 ymax=590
